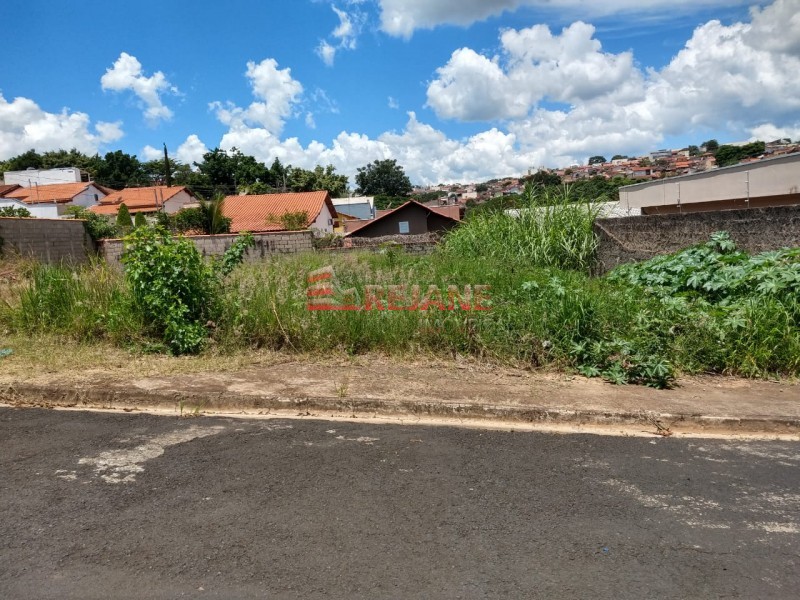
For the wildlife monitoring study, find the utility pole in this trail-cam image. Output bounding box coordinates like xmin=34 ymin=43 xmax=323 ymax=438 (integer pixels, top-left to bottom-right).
xmin=163 ymin=143 xmax=172 ymax=187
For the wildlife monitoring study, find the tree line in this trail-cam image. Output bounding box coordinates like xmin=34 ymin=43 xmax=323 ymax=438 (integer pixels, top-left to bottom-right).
xmin=0 ymin=148 xmax=414 ymax=201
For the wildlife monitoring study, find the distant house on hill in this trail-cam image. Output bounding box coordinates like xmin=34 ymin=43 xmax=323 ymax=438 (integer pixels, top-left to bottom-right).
xmin=346 ymin=200 xmax=460 ymax=238
xmin=0 ymin=182 xmax=111 ymax=218
xmin=222 ymin=191 xmax=338 ymax=234
xmin=89 ymin=186 xmax=197 ymax=216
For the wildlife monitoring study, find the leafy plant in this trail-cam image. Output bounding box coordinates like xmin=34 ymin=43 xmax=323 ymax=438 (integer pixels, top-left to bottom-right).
xmin=64 ymin=206 xmax=119 ymax=241
xmin=214 ymin=232 xmax=255 ymax=277
xmin=121 ymin=226 xmax=215 ymax=354
xmin=0 ymin=206 xmax=32 ymax=218
xmin=266 ymin=211 xmax=309 ymax=231
xmin=134 ymin=212 xmax=147 ymax=228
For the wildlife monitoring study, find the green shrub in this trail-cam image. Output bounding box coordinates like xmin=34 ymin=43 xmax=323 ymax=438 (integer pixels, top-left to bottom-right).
xmin=121 ymin=226 xmax=216 ymax=354
xmin=116 ymin=203 xmax=133 ymax=231
xmin=64 ymin=206 xmax=119 ymax=241
xmin=0 ymin=206 xmax=32 ymax=218
xmin=134 ymin=212 xmax=147 ymax=228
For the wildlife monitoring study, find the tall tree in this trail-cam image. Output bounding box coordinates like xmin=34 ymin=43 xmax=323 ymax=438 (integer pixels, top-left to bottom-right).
xmin=588 ymin=155 xmax=607 ymax=165
xmin=195 ymin=148 xmax=269 ymax=194
xmin=96 ymin=151 xmax=148 ymax=188
xmin=701 ymin=139 xmax=719 ymax=153
xmin=355 ymin=159 xmax=412 ymax=197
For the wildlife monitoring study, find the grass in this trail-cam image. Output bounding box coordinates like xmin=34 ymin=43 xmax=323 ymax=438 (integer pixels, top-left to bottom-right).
xmin=1 ymin=218 xmax=798 ymax=387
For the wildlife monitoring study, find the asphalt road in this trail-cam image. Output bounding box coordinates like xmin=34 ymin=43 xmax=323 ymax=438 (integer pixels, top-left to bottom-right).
xmin=0 ymin=408 xmax=798 ymax=599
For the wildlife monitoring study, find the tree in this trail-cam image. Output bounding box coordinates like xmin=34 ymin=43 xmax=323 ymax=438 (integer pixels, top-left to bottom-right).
xmin=195 ymin=148 xmax=269 ymax=194
xmin=526 ymin=170 xmax=562 ymax=187
xmin=687 ymin=145 xmax=701 ymax=156
xmin=96 ymin=151 xmax=148 ymax=188
xmin=588 ymin=156 xmax=607 ymax=165
xmin=116 ymin=203 xmax=133 ymax=231
xmin=714 ymin=141 xmax=765 ymax=168
xmin=611 ymin=154 xmax=628 ymax=161
xmin=701 ymin=139 xmax=719 ymax=153
xmin=286 ymin=164 xmax=348 ymax=197
xmin=355 ymin=159 xmax=412 ymax=197
xmin=134 ymin=212 xmax=147 ymax=228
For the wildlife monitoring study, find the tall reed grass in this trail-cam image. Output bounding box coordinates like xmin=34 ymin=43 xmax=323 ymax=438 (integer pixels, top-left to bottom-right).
xmin=442 ymin=184 xmax=601 ymax=271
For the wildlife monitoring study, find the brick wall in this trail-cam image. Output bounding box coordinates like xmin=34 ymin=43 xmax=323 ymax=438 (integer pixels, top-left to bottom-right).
xmin=594 ymin=205 xmax=800 ymax=274
xmin=0 ymin=217 xmax=94 ymax=264
xmin=99 ymin=230 xmax=314 ymax=268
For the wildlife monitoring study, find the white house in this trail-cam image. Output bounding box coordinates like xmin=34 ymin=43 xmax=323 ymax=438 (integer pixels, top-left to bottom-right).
xmin=0 ymin=182 xmax=109 ymax=218
xmin=3 ymin=167 xmax=83 ymax=187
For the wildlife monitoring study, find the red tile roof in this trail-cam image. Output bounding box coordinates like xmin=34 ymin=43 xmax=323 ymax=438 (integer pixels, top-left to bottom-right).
xmin=0 ymin=184 xmax=21 ymax=197
xmin=3 ymin=182 xmax=104 ymax=204
xmin=90 ymin=186 xmax=191 ymax=215
xmin=222 ymin=191 xmax=337 ymax=233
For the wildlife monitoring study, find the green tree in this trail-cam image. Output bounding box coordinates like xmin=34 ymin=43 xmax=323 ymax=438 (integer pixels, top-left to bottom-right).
xmin=96 ymin=151 xmax=148 ymax=188
xmin=526 ymin=170 xmax=562 ymax=187
xmin=611 ymin=154 xmax=628 ymax=161
xmin=134 ymin=212 xmax=147 ymax=228
xmin=116 ymin=203 xmax=133 ymax=231
xmin=195 ymin=148 xmax=269 ymax=194
xmin=701 ymin=139 xmax=719 ymax=153
xmin=588 ymin=156 xmax=607 ymax=165
xmin=355 ymin=159 xmax=412 ymax=197
xmin=286 ymin=164 xmax=348 ymax=197
xmin=687 ymin=145 xmax=701 ymax=156
xmin=1 ymin=149 xmax=43 ymax=172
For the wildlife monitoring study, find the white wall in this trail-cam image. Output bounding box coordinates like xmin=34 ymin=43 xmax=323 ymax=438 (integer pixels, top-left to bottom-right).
xmin=4 ymin=168 xmax=82 ymax=186
xmin=0 ymin=198 xmax=60 ymax=218
xmin=162 ymin=190 xmax=195 ymax=214
xmin=312 ymin=203 xmax=335 ymax=234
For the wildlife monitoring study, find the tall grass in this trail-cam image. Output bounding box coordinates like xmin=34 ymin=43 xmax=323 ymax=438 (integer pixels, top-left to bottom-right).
xmin=442 ymin=184 xmax=601 ymax=271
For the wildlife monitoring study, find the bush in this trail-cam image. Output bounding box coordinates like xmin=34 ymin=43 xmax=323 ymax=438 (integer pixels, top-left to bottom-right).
xmin=0 ymin=206 xmax=32 ymax=218
xmin=64 ymin=206 xmax=119 ymax=241
xmin=121 ymin=226 xmax=216 ymax=354
xmin=116 ymin=203 xmax=133 ymax=231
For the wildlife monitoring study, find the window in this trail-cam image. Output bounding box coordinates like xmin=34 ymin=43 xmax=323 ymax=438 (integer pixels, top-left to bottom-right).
xmin=398 ymin=221 xmax=409 ymax=234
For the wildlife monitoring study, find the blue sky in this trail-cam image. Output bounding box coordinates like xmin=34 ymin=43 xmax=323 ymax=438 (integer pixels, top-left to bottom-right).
xmin=1 ymin=0 xmax=798 ymax=185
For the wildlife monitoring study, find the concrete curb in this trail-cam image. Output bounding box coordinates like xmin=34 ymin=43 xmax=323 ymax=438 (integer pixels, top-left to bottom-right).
xmin=3 ymin=382 xmax=799 ymax=435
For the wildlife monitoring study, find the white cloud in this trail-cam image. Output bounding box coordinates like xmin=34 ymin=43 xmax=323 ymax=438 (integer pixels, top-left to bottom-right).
xmin=426 ymin=0 xmax=800 ymax=163
xmin=0 ymin=93 xmax=123 ymax=159
xmin=141 ymin=145 xmax=162 ymax=161
xmin=315 ymin=3 xmax=366 ymax=65
xmin=427 ymin=22 xmax=638 ymax=121
xmin=176 ymin=134 xmax=208 ymax=165
xmin=210 ymin=1 xmax=800 ymax=184
xmin=210 ymin=58 xmax=303 ymax=136
xmin=388 ymin=96 xmax=400 ymax=109
xmin=316 ymin=41 xmax=337 ymax=67
xmin=377 ymin=0 xmax=752 ymax=38
xmin=100 ymin=52 xmax=177 ymax=124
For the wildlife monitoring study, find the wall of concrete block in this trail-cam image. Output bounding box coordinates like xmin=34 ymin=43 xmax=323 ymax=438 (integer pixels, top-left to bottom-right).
xmin=99 ymin=230 xmax=315 ymax=268
xmin=593 ymin=205 xmax=800 ymax=274
xmin=0 ymin=217 xmax=95 ymax=264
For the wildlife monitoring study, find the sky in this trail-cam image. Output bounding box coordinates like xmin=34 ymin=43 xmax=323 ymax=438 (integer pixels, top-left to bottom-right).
xmin=1 ymin=0 xmax=799 ymax=186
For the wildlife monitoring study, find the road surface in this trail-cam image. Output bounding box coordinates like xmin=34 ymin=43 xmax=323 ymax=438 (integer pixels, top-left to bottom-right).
xmin=1 ymin=408 xmax=798 ymax=598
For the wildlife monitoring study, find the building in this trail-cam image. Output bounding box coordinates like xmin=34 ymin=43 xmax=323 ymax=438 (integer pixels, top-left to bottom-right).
xmin=222 ymin=191 xmax=337 ymax=234
xmin=619 ymin=152 xmax=800 ymax=215
xmin=0 ymin=182 xmax=110 ymax=218
xmin=346 ymin=200 xmax=460 ymax=238
xmin=331 ymin=196 xmax=375 ymax=220
xmin=3 ymin=167 xmax=83 ymax=187
xmin=90 ymin=186 xmax=197 ymax=216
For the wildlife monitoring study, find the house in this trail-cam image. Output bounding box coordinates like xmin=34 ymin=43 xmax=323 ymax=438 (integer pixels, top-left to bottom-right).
xmin=89 ymin=186 xmax=197 ymax=216
xmin=331 ymin=196 xmax=375 ymax=220
xmin=619 ymin=152 xmax=800 ymax=215
xmin=346 ymin=200 xmax=460 ymax=238
xmin=0 ymin=182 xmax=110 ymax=218
xmin=3 ymin=167 xmax=84 ymax=187
xmin=222 ymin=191 xmax=338 ymax=234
